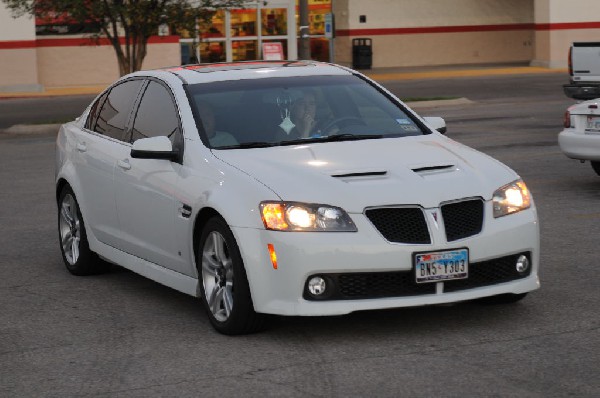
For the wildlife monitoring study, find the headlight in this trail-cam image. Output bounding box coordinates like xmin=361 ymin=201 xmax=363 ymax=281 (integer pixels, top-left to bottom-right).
xmin=260 ymin=201 xmax=357 ymax=232
xmin=493 ymin=180 xmax=531 ymax=218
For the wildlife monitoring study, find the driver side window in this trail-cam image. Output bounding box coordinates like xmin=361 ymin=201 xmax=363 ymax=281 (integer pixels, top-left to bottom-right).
xmin=130 ymin=81 xmax=182 ymax=150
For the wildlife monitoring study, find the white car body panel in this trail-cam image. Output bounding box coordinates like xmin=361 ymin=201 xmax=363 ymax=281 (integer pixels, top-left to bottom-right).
xmin=559 ymin=99 xmax=600 ymax=161
xmin=55 ymin=62 xmax=540 ymax=317
xmin=213 ymin=135 xmax=515 ymax=213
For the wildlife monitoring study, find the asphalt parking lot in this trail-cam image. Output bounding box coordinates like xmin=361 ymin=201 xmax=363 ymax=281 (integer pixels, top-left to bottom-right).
xmin=1 ymin=72 xmax=599 ymax=397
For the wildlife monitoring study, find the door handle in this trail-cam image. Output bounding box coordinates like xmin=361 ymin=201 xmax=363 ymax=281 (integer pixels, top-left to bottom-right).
xmin=76 ymin=143 xmax=87 ymax=152
xmin=118 ymin=159 xmax=131 ymax=170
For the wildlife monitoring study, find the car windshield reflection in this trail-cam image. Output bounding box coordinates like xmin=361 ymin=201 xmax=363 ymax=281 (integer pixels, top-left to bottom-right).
xmin=186 ymin=75 xmax=428 ymax=149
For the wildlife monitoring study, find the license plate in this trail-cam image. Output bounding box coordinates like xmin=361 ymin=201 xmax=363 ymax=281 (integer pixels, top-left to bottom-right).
xmin=414 ymin=249 xmax=468 ymax=283
xmin=586 ymin=116 xmax=600 ymax=131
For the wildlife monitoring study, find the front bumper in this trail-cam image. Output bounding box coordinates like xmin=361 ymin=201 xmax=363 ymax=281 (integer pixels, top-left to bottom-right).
xmin=558 ymin=128 xmax=600 ymax=161
xmin=232 ymin=201 xmax=540 ymax=316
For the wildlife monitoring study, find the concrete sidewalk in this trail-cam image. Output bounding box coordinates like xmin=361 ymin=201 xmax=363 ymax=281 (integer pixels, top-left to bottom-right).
xmin=0 ymin=63 xmax=567 ymax=99
xmin=364 ymin=64 xmax=567 ymax=82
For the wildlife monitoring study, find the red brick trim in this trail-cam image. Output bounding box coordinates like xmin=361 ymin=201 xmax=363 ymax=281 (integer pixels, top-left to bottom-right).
xmin=0 ymin=35 xmax=180 ymax=49
xmin=0 ymin=40 xmax=37 ymax=49
xmin=336 ymin=22 xmax=600 ymax=37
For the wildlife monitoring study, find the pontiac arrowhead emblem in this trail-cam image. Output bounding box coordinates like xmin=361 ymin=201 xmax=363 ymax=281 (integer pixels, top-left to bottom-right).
xmin=430 ymin=210 xmax=440 ymax=229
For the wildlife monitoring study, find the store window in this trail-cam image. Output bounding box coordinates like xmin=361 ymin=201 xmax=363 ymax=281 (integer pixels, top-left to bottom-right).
xmin=262 ymin=8 xmax=287 ymax=36
xmin=200 ymin=10 xmax=226 ymax=38
xmin=231 ymin=9 xmax=257 ymax=37
xmin=200 ymin=41 xmax=226 ymax=63
xmin=232 ymin=41 xmax=258 ymax=61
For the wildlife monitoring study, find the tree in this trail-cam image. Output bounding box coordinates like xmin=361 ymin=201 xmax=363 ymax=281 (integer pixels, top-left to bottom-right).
xmin=2 ymin=0 xmax=243 ymax=76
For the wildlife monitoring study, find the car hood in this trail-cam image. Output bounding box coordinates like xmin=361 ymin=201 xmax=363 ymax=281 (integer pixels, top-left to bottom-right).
xmin=212 ymin=136 xmax=517 ymax=213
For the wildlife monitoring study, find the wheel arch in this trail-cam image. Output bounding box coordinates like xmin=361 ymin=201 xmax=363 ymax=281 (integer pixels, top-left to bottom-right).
xmin=56 ymin=178 xmax=71 ymax=203
xmin=192 ymin=207 xmax=226 ymax=272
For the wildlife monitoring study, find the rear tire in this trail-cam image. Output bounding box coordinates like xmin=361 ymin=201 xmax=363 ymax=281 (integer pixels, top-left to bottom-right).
xmin=591 ymin=161 xmax=600 ymax=176
xmin=58 ymin=186 xmax=110 ymax=276
xmin=197 ymin=216 xmax=266 ymax=335
xmin=478 ymin=293 xmax=528 ymax=304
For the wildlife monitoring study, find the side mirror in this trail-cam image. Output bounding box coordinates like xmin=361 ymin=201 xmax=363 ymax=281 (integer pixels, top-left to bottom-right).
xmin=423 ymin=116 xmax=447 ymax=135
xmin=131 ymin=136 xmax=179 ymax=161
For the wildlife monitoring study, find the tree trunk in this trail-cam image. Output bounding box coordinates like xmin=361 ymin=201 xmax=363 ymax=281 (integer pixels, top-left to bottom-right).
xmin=134 ymin=37 xmax=148 ymax=72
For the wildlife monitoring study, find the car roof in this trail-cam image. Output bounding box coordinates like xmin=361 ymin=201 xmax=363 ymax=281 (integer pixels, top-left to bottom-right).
xmin=131 ymin=61 xmax=354 ymax=85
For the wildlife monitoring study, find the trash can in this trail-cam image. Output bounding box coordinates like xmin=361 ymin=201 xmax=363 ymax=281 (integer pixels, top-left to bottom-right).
xmin=352 ymin=38 xmax=372 ymax=69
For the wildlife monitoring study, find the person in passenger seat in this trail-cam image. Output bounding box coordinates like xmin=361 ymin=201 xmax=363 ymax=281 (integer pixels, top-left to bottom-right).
xmin=198 ymin=101 xmax=238 ymax=147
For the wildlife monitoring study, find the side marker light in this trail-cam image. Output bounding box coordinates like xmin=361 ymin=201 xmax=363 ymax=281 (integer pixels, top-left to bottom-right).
xmin=267 ymin=244 xmax=278 ymax=270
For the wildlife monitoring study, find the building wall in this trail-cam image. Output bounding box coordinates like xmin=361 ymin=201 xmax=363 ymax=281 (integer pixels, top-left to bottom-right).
xmin=334 ymin=0 xmax=535 ymax=68
xmin=532 ymin=0 xmax=600 ymax=68
xmin=0 ymin=5 xmax=41 ymax=91
xmin=36 ymin=37 xmax=180 ymax=87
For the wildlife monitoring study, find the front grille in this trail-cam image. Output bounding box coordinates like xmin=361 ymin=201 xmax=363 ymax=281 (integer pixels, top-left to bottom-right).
xmin=338 ymin=272 xmax=436 ymax=298
xmin=441 ymin=199 xmax=484 ymax=241
xmin=443 ymin=253 xmax=531 ymax=292
xmin=365 ymin=207 xmax=430 ymax=244
xmin=303 ymin=252 xmax=531 ymax=301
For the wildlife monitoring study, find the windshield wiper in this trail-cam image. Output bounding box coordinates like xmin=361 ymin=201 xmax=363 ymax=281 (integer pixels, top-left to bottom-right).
xmin=280 ymin=134 xmax=384 ymax=146
xmin=217 ymin=141 xmax=276 ymax=149
xmin=322 ymin=133 xmax=384 ymax=142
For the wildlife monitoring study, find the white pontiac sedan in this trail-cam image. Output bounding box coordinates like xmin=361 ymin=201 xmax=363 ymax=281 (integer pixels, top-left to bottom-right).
xmin=559 ymin=99 xmax=600 ymax=175
xmin=56 ymin=61 xmax=540 ymax=335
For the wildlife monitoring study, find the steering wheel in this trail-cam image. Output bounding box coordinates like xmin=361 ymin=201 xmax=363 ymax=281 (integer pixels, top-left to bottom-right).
xmin=321 ymin=116 xmax=366 ymax=134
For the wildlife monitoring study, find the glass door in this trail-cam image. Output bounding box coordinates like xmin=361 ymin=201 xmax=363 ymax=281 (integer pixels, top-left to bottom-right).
xmin=196 ymin=0 xmax=296 ymax=63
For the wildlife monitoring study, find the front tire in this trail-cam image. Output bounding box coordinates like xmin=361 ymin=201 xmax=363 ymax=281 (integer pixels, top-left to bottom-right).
xmin=58 ymin=186 xmax=109 ymax=276
xmin=591 ymin=161 xmax=600 ymax=176
xmin=198 ymin=217 xmax=266 ymax=335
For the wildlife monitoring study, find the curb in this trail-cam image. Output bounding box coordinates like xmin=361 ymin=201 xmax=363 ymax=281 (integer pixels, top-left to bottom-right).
xmin=0 ymin=86 xmax=105 ymax=100
xmin=364 ymin=66 xmax=568 ymax=82
xmin=0 ymin=124 xmax=61 ymax=135
xmin=0 ymin=66 xmax=568 ymax=99
xmin=405 ymin=97 xmax=474 ymax=109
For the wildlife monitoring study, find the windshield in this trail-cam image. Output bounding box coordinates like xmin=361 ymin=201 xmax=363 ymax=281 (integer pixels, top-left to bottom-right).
xmin=186 ymin=75 xmax=429 ymax=149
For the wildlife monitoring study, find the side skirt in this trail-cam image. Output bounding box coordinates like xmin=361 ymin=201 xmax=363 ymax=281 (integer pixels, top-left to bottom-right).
xmin=94 ymin=239 xmax=199 ymax=297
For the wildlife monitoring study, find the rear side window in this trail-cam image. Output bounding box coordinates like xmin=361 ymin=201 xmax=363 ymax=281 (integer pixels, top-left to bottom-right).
xmin=131 ymin=81 xmax=181 ymax=145
xmin=85 ymin=91 xmax=108 ymax=131
xmin=95 ymin=79 xmax=143 ymax=140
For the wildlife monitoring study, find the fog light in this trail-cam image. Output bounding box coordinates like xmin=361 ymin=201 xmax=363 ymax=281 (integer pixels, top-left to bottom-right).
xmin=308 ymin=276 xmax=327 ymax=296
xmin=516 ymin=255 xmax=530 ymax=273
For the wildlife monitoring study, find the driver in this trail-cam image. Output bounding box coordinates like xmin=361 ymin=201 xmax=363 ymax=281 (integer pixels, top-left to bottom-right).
xmin=289 ymin=91 xmax=318 ymax=138
xmin=277 ymin=91 xmax=322 ymax=140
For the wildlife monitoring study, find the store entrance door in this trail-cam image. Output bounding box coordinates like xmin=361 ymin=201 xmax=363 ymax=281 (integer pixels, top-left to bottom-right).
xmin=198 ymin=0 xmax=297 ymax=63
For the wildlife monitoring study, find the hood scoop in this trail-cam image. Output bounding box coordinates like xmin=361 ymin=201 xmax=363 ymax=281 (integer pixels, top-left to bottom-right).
xmin=331 ymin=169 xmax=388 ymax=182
xmin=412 ymin=164 xmax=457 ymax=175
xmin=332 ymin=171 xmax=387 ymax=178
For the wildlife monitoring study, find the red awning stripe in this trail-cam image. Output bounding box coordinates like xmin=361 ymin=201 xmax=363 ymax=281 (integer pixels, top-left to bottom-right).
xmin=0 ymin=36 xmax=180 ymax=49
xmin=0 ymin=40 xmax=37 ymax=49
xmin=336 ymin=21 xmax=600 ymax=36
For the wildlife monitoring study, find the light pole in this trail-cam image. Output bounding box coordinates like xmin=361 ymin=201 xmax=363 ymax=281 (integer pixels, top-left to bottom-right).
xmin=298 ymin=0 xmax=310 ymax=59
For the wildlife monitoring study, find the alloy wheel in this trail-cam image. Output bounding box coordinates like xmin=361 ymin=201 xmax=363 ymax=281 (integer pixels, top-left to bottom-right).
xmin=201 ymin=231 xmax=234 ymax=322
xmin=59 ymin=193 xmax=81 ymax=265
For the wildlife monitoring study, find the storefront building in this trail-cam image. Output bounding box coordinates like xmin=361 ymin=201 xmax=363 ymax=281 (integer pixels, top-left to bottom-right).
xmin=180 ymin=0 xmax=331 ymax=64
xmin=1 ymin=0 xmax=600 ymax=92
xmin=332 ymin=0 xmax=600 ymax=70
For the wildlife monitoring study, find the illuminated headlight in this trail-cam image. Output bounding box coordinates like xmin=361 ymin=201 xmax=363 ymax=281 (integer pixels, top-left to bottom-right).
xmin=492 ymin=179 xmax=531 ymax=218
xmin=260 ymin=201 xmax=357 ymax=231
